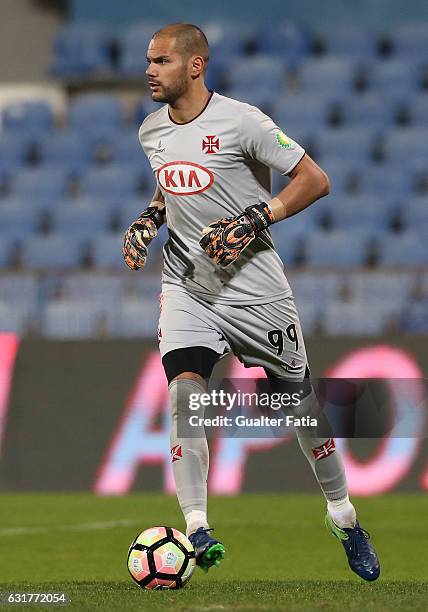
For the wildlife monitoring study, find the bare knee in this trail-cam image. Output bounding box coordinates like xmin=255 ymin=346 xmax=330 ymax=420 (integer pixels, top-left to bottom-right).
xmin=171 ymin=371 xmax=207 ymax=389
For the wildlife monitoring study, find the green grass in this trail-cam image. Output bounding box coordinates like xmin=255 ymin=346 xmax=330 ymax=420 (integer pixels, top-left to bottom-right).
xmin=0 ymin=494 xmax=426 ymax=611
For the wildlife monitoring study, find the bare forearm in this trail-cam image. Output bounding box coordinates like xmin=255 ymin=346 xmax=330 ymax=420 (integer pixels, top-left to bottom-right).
xmin=149 ymin=184 xmax=165 ymax=211
xmin=268 ymin=154 xmax=330 ymax=222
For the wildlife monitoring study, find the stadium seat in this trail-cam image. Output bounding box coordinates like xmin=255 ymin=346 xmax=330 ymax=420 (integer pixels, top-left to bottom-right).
xmin=314 ymin=25 xmax=380 ymax=59
xmin=313 ymin=127 xmax=377 ymax=163
xmin=42 ymin=299 xmax=116 ymax=338
xmin=0 ymin=201 xmax=41 ymax=243
xmin=61 ymin=273 xmax=126 ymax=304
xmin=135 ymin=96 xmax=165 ymax=124
xmin=0 ymin=134 xmax=32 ymax=167
xmin=382 ymin=128 xmax=428 ymax=169
xmin=51 ymin=24 xmax=113 ymax=76
xmin=0 ymin=301 xmax=31 ymax=334
xmin=271 ymin=93 xmax=337 ymax=133
xmin=91 ymin=232 xmax=125 ymax=269
xmin=298 ymin=58 xmax=358 ymax=95
xmin=346 ymin=271 xmax=416 ymax=305
xmin=329 ymin=195 xmax=396 ymax=231
xmin=407 ymin=93 xmax=428 ymax=127
xmin=112 ymin=297 xmax=159 ymax=338
xmin=270 ymin=223 xmax=306 ymax=266
xmin=304 ymin=229 xmax=371 ymax=267
xmin=119 ymin=22 xmax=163 ymax=76
xmin=399 ymin=301 xmax=428 ymax=333
xmin=69 ymin=94 xmax=125 ymax=132
xmin=81 ymin=164 xmax=144 ymax=201
xmin=338 ymin=93 xmax=397 ymax=129
xmin=2 ymin=101 xmax=53 ymax=135
xmin=391 ymin=23 xmax=428 ymax=59
xmin=255 ymin=21 xmax=311 ymax=63
xmin=51 ymin=202 xmax=112 ymax=244
xmin=22 ymin=234 xmax=83 ymax=270
xmin=202 ymin=21 xmax=249 ymax=61
xmin=318 ymin=160 xmax=367 ymax=195
xmin=400 ymin=196 xmax=428 ymax=231
xmin=357 ymin=164 xmax=416 ymax=197
xmin=288 ymin=271 xmax=343 ymax=305
xmin=0 ymin=274 xmax=39 ymax=305
xmin=365 ymin=60 xmax=423 ymax=100
xmin=377 ymin=231 xmax=428 ymax=266
xmin=322 ymin=301 xmax=391 ymax=336
xmin=292 ymin=302 xmax=320 ymax=335
xmin=0 ymin=238 xmax=14 ymax=269
xmin=13 ymin=167 xmax=72 ymax=201
xmin=37 ymin=130 xmax=91 ymax=172
xmin=224 ymin=87 xmax=275 ymax=115
xmin=226 ymin=55 xmax=286 ymax=91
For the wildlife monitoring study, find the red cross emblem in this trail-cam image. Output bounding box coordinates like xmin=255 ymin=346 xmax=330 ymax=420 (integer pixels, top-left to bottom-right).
xmin=202 ymin=135 xmax=220 ymax=154
xmin=312 ymin=438 xmax=336 ymax=461
xmin=171 ymin=444 xmax=182 ymax=462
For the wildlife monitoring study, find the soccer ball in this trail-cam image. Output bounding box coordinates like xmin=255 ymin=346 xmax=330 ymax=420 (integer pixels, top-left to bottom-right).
xmin=127 ymin=526 xmax=196 ymax=590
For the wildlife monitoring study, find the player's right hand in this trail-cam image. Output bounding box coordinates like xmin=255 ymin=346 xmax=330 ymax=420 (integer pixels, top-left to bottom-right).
xmin=122 ymin=207 xmax=164 ymax=271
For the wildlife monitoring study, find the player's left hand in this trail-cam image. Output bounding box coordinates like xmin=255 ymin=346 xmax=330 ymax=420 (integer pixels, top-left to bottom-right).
xmin=199 ymin=202 xmax=275 ymax=267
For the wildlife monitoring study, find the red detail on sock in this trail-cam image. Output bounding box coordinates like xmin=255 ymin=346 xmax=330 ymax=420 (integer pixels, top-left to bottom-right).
xmin=312 ymin=437 xmax=336 ymax=460
xmin=171 ymin=444 xmax=182 ymax=462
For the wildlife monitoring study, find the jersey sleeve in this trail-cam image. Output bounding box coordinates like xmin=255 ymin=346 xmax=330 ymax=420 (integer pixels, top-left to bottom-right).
xmin=239 ymin=106 xmax=305 ymax=175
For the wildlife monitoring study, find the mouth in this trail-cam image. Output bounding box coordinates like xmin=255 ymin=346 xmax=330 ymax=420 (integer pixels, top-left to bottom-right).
xmin=148 ymin=82 xmax=161 ymax=91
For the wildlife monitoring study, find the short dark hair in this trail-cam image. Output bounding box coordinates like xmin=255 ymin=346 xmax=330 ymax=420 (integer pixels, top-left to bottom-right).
xmin=152 ymin=23 xmax=210 ymax=67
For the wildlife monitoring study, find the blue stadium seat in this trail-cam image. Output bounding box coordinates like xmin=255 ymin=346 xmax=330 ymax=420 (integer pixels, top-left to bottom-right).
xmin=346 ymin=271 xmax=416 ymax=305
xmin=113 ymin=297 xmax=159 ymax=338
xmin=292 ymin=303 xmax=320 ymax=335
xmin=52 ymin=202 xmax=111 ymax=244
xmin=0 ymin=134 xmax=32 ymax=166
xmin=227 ymin=55 xmax=286 ymax=91
xmin=399 ymin=301 xmax=428 ymax=333
xmin=255 ymin=21 xmax=311 ymax=63
xmin=2 ymin=101 xmax=53 ymax=135
xmin=13 ymin=167 xmax=71 ymax=201
xmin=366 ymin=60 xmax=422 ymax=100
xmin=318 ymin=159 xmax=367 ymax=195
xmin=400 ymin=196 xmax=428 ymax=231
xmin=382 ymin=128 xmax=428 ymax=169
xmin=288 ymin=271 xmax=342 ymax=305
xmin=298 ymin=58 xmax=357 ymax=95
xmin=0 ymin=274 xmax=39 ymax=305
xmin=202 ymin=21 xmax=249 ymax=61
xmin=314 ymin=25 xmax=379 ymax=59
xmin=329 ymin=195 xmax=395 ymax=230
xmin=271 ymin=93 xmax=336 ymax=133
xmin=69 ymin=94 xmax=125 ymax=131
xmin=338 ymin=93 xmax=397 ymax=129
xmin=377 ymin=231 xmax=428 ymax=266
xmin=61 ymin=273 xmax=126 ymax=304
xmin=22 ymin=234 xmax=83 ymax=270
xmin=270 ymin=222 xmax=306 ymax=265
xmin=224 ymin=87 xmax=274 ymax=115
xmin=91 ymin=232 xmax=125 ymax=269
xmin=81 ymin=164 xmax=143 ymax=201
xmin=52 ymin=24 xmax=113 ymax=76
xmin=357 ymin=163 xmax=416 ymax=197
xmin=135 ymin=96 xmax=165 ymax=124
xmin=37 ymin=130 xmax=91 ymax=172
xmin=0 ymin=201 xmax=41 ymax=242
xmin=313 ymin=127 xmax=377 ymax=163
xmin=119 ymin=22 xmax=163 ymax=76
xmin=0 ymin=238 xmax=14 ymax=268
xmin=0 ymin=301 xmax=31 ymax=334
xmin=42 ymin=299 xmax=117 ymax=338
xmin=322 ymin=301 xmax=391 ymax=336
xmin=391 ymin=23 xmax=428 ymax=59
xmin=407 ymin=93 xmax=428 ymax=127
xmin=304 ymin=229 xmax=371 ymax=267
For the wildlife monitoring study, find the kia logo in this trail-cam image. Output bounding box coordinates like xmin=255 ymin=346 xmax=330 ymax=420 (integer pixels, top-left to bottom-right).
xmin=157 ymin=161 xmax=214 ymax=195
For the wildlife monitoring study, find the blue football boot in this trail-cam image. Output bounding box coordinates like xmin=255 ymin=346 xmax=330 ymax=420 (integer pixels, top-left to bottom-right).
xmin=326 ymin=514 xmax=380 ymax=581
xmin=188 ymin=527 xmax=225 ymax=573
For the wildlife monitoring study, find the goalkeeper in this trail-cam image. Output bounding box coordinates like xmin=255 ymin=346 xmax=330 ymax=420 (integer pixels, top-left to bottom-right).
xmin=122 ymin=23 xmax=380 ymax=581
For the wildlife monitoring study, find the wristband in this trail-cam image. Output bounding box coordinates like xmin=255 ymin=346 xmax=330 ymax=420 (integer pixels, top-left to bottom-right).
xmin=244 ymin=202 xmax=275 ymax=233
xmin=139 ymin=205 xmax=166 ymax=230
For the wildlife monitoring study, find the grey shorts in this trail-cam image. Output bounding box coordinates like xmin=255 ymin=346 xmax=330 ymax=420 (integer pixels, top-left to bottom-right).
xmin=158 ymin=287 xmax=308 ymax=380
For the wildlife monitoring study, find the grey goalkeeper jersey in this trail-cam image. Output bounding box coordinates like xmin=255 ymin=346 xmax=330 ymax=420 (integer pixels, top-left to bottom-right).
xmin=138 ymin=92 xmax=305 ymax=305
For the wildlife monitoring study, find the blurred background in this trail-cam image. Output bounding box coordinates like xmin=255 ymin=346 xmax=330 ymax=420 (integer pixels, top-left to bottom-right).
xmin=0 ymin=0 xmax=427 ymax=494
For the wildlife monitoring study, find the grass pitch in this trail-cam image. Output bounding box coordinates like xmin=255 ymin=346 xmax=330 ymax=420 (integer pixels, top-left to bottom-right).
xmin=0 ymin=493 xmax=426 ymax=611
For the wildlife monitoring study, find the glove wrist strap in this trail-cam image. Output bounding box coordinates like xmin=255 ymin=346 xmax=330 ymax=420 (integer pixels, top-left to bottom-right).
xmin=244 ymin=202 xmax=275 ymax=234
xmin=138 ymin=205 xmax=166 ymax=230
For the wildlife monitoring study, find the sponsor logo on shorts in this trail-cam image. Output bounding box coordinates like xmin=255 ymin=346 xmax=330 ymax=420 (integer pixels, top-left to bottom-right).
xmin=312 ymin=437 xmax=336 ymax=460
xmin=275 ymin=130 xmax=292 ymax=149
xmin=157 ymin=161 xmax=214 ymax=195
xmin=171 ymin=444 xmax=183 ymax=462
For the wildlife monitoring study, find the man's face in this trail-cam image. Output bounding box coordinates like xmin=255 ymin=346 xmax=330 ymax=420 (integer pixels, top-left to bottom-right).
xmin=146 ymin=36 xmax=190 ymax=104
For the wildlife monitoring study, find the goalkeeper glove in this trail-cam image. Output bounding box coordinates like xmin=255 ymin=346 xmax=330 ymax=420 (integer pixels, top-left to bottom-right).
xmin=122 ymin=205 xmax=165 ymax=271
xmin=199 ymin=202 xmax=274 ymax=267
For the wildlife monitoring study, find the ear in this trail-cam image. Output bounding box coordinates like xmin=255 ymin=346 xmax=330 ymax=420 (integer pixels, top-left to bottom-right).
xmin=191 ymin=55 xmax=205 ymax=78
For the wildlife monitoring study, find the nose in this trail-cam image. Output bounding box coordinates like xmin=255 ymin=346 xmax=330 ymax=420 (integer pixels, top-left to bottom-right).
xmin=146 ymin=62 xmax=157 ymax=78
